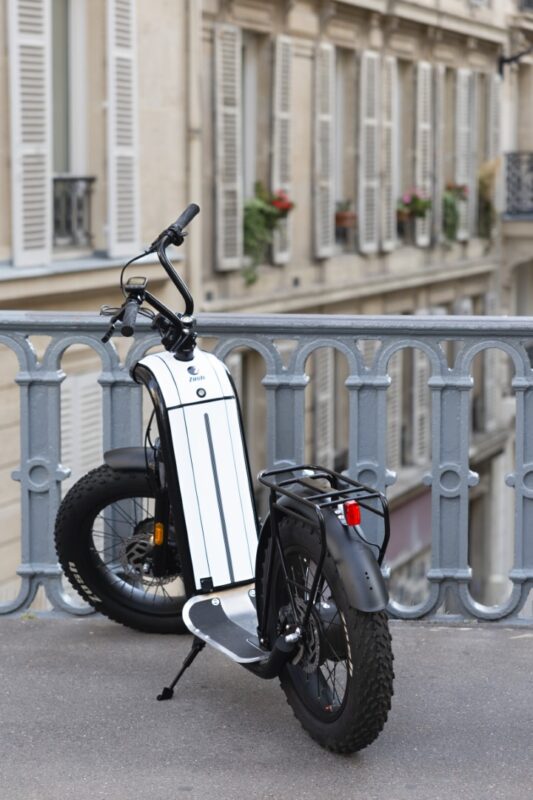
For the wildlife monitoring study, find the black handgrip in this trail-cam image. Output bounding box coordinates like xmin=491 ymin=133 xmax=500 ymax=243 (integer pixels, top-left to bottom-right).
xmin=172 ymin=203 xmax=200 ymax=233
xmin=121 ymin=299 xmax=140 ymax=337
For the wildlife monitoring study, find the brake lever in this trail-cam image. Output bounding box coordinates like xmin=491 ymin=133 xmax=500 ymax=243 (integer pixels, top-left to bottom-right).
xmin=100 ymin=305 xmax=124 ymax=343
xmin=148 ymin=227 xmax=188 ymax=253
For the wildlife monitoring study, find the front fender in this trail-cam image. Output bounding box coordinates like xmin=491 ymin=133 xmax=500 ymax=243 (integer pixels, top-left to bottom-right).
xmin=257 ymin=492 xmax=388 ymax=614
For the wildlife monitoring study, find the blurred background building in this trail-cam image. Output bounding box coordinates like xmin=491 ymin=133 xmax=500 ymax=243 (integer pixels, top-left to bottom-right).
xmin=2 ymin=0 xmax=533 ymax=609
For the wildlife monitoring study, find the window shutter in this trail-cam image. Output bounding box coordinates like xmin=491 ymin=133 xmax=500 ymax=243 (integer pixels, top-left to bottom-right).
xmin=314 ymin=43 xmax=335 ymax=259
xmin=61 ymin=373 xmax=102 ymax=491
xmin=224 ymin=350 xmax=244 ymax=402
xmin=381 ymin=56 xmax=399 ymax=252
xmin=487 ymin=73 xmax=501 ymax=161
xmin=215 ymin=24 xmax=243 ymax=271
xmin=386 ymin=351 xmax=403 ymax=472
xmin=455 ymin=68 xmax=472 ymax=241
xmin=415 ymin=62 xmax=433 ymax=247
xmin=483 ymin=292 xmax=498 ymax=432
xmin=412 ymin=349 xmax=430 ymax=465
xmin=314 ymin=349 xmax=335 ymax=468
xmin=107 ymin=0 xmax=139 ymax=258
xmin=358 ymin=50 xmax=380 ymax=254
xmin=433 ymin=64 xmax=445 ymax=242
xmin=7 ymin=0 xmax=52 ymax=267
xmin=487 ymin=73 xmax=502 ymax=214
xmin=271 ymin=36 xmax=292 ymax=265
xmin=468 ymin=73 xmax=479 ymax=236
xmin=412 ymin=309 xmax=431 ymax=465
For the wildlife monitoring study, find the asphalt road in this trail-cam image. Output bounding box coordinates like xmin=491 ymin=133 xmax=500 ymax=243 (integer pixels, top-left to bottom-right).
xmin=1 ymin=616 xmax=532 ymax=800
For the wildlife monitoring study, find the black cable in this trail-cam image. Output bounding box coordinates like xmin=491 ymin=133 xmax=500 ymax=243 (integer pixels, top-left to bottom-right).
xmin=119 ymin=249 xmax=154 ymax=297
xmin=144 ymin=408 xmax=157 ymax=479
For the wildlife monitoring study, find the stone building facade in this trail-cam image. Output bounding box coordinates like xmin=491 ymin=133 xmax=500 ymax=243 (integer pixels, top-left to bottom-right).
xmin=1 ymin=0 xmax=530 ymax=607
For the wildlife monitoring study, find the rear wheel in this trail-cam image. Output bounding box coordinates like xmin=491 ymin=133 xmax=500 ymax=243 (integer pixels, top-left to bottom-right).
xmin=259 ymin=517 xmax=394 ymax=753
xmin=55 ymin=464 xmax=187 ymax=634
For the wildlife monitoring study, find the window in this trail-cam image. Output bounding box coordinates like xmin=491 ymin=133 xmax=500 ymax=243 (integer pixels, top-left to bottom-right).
xmin=215 ymin=26 xmax=289 ymax=270
xmin=51 ymin=0 xmax=94 ymax=251
xmin=8 ymin=0 xmax=134 ymax=266
xmin=334 ymin=48 xmax=358 ymax=254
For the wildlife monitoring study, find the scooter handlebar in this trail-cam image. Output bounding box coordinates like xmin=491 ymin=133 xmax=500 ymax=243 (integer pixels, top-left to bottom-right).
xmin=121 ymin=298 xmax=140 ymax=337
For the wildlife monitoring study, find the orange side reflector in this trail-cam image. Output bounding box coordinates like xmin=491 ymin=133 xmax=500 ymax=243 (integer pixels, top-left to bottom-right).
xmin=154 ymin=522 xmax=165 ymax=546
xmin=343 ymin=500 xmax=361 ymax=526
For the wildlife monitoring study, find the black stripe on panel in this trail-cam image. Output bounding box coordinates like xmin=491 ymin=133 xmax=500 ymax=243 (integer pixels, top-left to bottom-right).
xmin=204 ymin=412 xmax=235 ymax=583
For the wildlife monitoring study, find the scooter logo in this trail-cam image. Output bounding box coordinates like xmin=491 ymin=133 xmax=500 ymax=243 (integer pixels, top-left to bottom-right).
xmin=187 ymin=365 xmax=205 ymax=382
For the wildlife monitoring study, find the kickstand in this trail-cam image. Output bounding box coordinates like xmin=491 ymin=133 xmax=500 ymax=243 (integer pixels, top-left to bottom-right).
xmin=157 ymin=636 xmax=206 ymax=701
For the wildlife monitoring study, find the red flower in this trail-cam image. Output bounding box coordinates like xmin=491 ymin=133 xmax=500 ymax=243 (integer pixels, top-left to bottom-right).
xmin=270 ymin=190 xmax=294 ymax=214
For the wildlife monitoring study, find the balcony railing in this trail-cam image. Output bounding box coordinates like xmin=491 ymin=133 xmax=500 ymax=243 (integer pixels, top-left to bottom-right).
xmin=53 ymin=175 xmax=96 ymax=248
xmin=505 ymin=152 xmax=533 ymax=218
xmin=1 ymin=311 xmax=533 ymax=624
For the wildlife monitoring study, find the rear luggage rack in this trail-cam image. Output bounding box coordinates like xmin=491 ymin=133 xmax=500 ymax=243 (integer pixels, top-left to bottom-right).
xmin=258 ymin=464 xmax=390 ymax=566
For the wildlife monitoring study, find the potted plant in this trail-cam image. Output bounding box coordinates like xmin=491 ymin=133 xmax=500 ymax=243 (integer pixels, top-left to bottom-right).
xmin=397 ymin=189 xmax=431 ymax=244
xmin=442 ymin=183 xmax=468 ymax=242
xmin=335 ymin=200 xmax=357 ymax=229
xmin=242 ymin=183 xmax=295 ymax=284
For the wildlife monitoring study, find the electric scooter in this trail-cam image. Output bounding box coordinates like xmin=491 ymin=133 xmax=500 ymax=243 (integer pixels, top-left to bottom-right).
xmin=55 ymin=205 xmax=394 ymax=752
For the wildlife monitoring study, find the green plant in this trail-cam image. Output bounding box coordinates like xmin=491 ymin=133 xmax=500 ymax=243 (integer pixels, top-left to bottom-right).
xmin=478 ymin=159 xmax=497 ymax=240
xmin=397 ymin=189 xmax=431 ymax=219
xmin=242 ymin=182 xmax=294 ymax=284
xmin=442 ymin=183 xmax=468 ymax=242
xmin=335 ymin=200 xmax=352 ymax=213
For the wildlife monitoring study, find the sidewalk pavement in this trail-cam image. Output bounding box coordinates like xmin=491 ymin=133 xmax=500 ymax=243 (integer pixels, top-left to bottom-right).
xmin=1 ymin=616 xmax=532 ymax=800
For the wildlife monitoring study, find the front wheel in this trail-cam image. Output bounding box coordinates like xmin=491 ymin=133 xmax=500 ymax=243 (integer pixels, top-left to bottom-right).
xmin=258 ymin=517 xmax=394 ymax=753
xmin=55 ymin=464 xmax=187 ymax=634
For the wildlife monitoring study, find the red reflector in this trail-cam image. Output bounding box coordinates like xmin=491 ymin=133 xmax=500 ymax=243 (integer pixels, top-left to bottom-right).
xmin=343 ymin=500 xmax=361 ymax=526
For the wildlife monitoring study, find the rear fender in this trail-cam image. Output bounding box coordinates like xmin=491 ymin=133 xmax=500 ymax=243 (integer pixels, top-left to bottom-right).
xmin=257 ymin=489 xmax=388 ymax=614
xmin=103 ymin=447 xmax=154 ymax=474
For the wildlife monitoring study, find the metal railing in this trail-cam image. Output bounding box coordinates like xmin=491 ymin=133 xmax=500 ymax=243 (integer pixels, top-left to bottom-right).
xmin=1 ymin=311 xmax=533 ymax=623
xmin=505 ymin=152 xmax=533 ymax=218
xmin=53 ymin=175 xmax=96 ymax=248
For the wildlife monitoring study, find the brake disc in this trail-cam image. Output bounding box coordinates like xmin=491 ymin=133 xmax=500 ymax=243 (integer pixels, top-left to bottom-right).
xmin=120 ymin=519 xmax=179 ymax=586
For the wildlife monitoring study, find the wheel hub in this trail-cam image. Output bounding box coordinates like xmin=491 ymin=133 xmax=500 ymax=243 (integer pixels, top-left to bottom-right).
xmin=280 ymin=596 xmax=348 ymax=670
xmin=120 ymin=519 xmax=179 ymax=585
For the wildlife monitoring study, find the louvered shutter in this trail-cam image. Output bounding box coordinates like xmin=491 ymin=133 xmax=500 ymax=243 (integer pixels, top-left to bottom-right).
xmin=314 ymin=43 xmax=335 ymax=259
xmin=7 ymin=0 xmax=52 ymax=267
xmin=412 ymin=310 xmax=431 ymax=465
xmin=483 ymin=292 xmax=498 ymax=432
xmin=225 ymin=350 xmax=243 ymax=402
xmin=415 ymin=62 xmax=433 ymax=247
xmin=387 ymin=351 xmax=403 ymax=472
xmin=215 ymin=24 xmax=243 ymax=270
xmin=381 ymin=56 xmax=398 ymax=252
xmin=487 ymin=73 xmax=502 ymax=214
xmin=272 ymin=36 xmax=292 ymax=265
xmin=107 ymin=0 xmax=139 ymax=257
xmin=61 ymin=373 xmax=102 ymax=491
xmin=468 ymin=73 xmax=479 ymax=236
xmin=433 ymin=64 xmax=445 ymax=241
xmin=359 ymin=51 xmax=380 ymax=254
xmin=487 ymin=73 xmax=501 ymax=161
xmin=314 ymin=349 xmax=335 ymax=468
xmin=412 ymin=349 xmax=430 ymax=464
xmin=455 ymin=68 xmax=472 ymax=241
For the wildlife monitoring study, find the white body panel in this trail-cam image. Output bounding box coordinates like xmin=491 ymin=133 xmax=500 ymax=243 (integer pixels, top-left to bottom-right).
xmin=138 ymin=348 xmax=258 ymax=591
